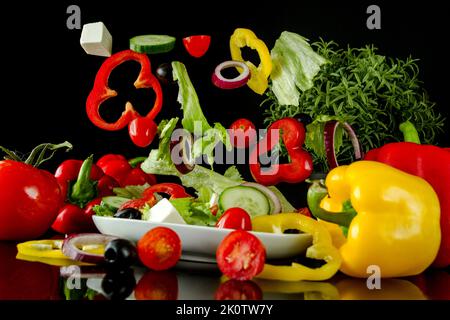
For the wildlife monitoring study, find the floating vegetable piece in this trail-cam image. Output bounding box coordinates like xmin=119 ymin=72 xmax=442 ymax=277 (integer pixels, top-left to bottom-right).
xmin=365 ymin=121 xmax=450 ymax=268
xmin=308 ymin=161 xmax=441 ymax=278
xmin=230 ymin=28 xmax=272 ymax=94
xmin=212 ymin=61 xmax=250 ymax=89
xmin=183 ymin=35 xmax=211 ymax=58
xmin=252 ymin=213 xmax=341 ymax=281
xmin=324 ymin=120 xmax=362 ymax=169
xmin=80 ymin=22 xmax=113 ymax=57
xmin=229 ymin=118 xmax=257 ymax=149
xmin=130 ymin=34 xmax=176 ymax=54
xmin=250 ymin=117 xmax=313 ymax=185
xmin=86 ymin=50 xmax=163 ymax=148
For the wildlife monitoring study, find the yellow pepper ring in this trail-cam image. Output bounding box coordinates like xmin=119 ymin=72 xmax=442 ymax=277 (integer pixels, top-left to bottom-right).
xmin=252 ymin=213 xmax=342 ymax=281
xmin=230 ymin=28 xmax=272 ymax=95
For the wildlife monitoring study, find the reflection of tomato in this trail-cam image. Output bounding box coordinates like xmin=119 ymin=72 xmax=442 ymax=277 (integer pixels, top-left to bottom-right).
xmin=0 ymin=242 xmax=61 ymax=300
xmin=412 ymin=270 xmax=450 ymax=300
xmin=215 ymin=280 xmax=262 ymax=300
xmin=134 ymin=271 xmax=178 ymax=300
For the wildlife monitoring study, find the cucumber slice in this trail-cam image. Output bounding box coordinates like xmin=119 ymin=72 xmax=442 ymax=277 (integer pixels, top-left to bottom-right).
xmin=130 ymin=35 xmax=176 ymax=54
xmin=101 ymin=196 xmax=129 ymax=210
xmin=219 ymin=186 xmax=270 ymax=218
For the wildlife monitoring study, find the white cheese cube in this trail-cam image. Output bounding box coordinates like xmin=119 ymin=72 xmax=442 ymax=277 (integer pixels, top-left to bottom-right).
xmin=80 ymin=22 xmax=112 ymax=57
xmin=146 ymin=198 xmax=186 ymax=224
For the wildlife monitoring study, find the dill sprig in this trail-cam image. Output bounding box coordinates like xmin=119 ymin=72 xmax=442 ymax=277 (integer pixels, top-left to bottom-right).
xmin=261 ymin=40 xmax=445 ymax=172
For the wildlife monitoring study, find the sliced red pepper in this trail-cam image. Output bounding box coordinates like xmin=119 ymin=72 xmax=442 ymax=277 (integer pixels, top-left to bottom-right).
xmin=249 ymin=118 xmax=313 ymax=185
xmin=142 ymin=183 xmax=191 ymax=203
xmin=86 ymin=50 xmax=163 ymax=147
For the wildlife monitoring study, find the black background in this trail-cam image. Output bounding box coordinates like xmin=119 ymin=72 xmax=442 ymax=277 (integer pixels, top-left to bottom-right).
xmin=0 ymin=0 xmax=448 ymax=207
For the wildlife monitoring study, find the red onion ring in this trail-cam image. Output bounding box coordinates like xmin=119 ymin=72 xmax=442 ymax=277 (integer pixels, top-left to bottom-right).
xmin=324 ymin=121 xmax=362 ymax=169
xmin=212 ymin=61 xmax=250 ymax=89
xmin=62 ymin=233 xmax=118 ymax=264
xmin=242 ymin=182 xmax=281 ymax=214
xmin=170 ymin=128 xmax=195 ymax=174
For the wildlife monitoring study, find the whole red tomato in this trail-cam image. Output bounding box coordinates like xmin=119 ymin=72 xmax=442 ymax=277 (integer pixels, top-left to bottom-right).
xmin=0 ymin=160 xmax=63 ymax=240
xmin=229 ymin=119 xmax=257 ymax=149
xmin=216 ymin=208 xmax=252 ymax=231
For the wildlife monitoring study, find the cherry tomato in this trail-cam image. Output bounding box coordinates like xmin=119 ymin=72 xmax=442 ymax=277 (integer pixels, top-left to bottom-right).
xmin=96 ymin=154 xmax=127 ymax=169
xmin=137 ymin=227 xmax=182 ymax=271
xmin=128 ymin=117 xmax=158 ymax=148
xmin=0 ymin=160 xmax=64 ymax=241
xmin=216 ymin=208 xmax=252 ymax=231
xmin=215 ymin=279 xmax=263 ymax=300
xmin=134 ymin=271 xmax=178 ymax=300
xmin=216 ymin=230 xmax=266 ymax=281
xmin=142 ymin=183 xmax=191 ymax=202
xmin=122 ymin=167 xmax=157 ymax=186
xmin=96 ymin=156 xmax=131 ymax=184
xmin=51 ymin=204 xmax=92 ymax=234
xmin=229 ymin=118 xmax=257 ymax=149
xmin=182 ymin=35 xmax=211 ymax=58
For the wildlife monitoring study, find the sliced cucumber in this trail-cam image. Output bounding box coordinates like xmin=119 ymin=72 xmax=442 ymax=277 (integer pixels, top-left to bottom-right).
xmin=101 ymin=196 xmax=129 ymax=210
xmin=130 ymin=35 xmax=176 ymax=54
xmin=219 ymin=186 xmax=270 ymax=218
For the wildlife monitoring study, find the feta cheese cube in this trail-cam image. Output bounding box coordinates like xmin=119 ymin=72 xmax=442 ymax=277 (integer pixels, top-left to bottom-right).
xmin=80 ymin=22 xmax=112 ymax=57
xmin=146 ymin=198 xmax=186 ymax=224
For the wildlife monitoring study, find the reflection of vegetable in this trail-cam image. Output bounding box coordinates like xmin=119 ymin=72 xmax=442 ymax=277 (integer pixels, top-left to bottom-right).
xmin=212 ymin=61 xmax=250 ymax=89
xmin=252 ymin=213 xmax=341 ymax=281
xmin=137 ymin=227 xmax=182 ymax=270
xmin=183 ymin=35 xmax=211 ymax=58
xmin=365 ymin=121 xmax=450 ymax=268
xmin=216 ymin=230 xmax=266 ymax=281
xmin=230 ymin=28 xmax=272 ymax=94
xmin=101 ymin=268 xmax=136 ymax=300
xmin=0 ymin=142 xmax=71 ymax=241
xmin=215 ymin=280 xmax=262 ymax=300
xmin=263 ymin=34 xmax=444 ymax=171
xmin=250 ymin=118 xmax=313 ymax=185
xmin=229 ymin=118 xmax=257 ymax=149
xmin=86 ymin=50 xmax=163 ymax=148
xmin=216 ymin=207 xmax=252 ymax=231
xmin=135 ymin=271 xmax=178 ymax=300
xmin=308 ymin=161 xmax=441 ymax=278
xmin=96 ymin=154 xmax=156 ymax=187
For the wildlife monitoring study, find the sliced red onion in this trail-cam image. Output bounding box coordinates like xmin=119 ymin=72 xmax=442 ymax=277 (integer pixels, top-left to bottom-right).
xmin=62 ymin=233 xmax=118 ymax=264
xmin=324 ymin=121 xmax=362 ymax=169
xmin=170 ymin=128 xmax=195 ymax=174
xmin=242 ymin=182 xmax=281 ymax=214
xmin=212 ymin=61 xmax=250 ymax=89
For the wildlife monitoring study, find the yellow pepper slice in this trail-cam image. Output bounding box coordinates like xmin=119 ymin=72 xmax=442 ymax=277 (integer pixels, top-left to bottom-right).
xmin=252 ymin=213 xmax=341 ymax=281
xmin=17 ymin=240 xmax=69 ymax=260
xmin=230 ymin=28 xmax=272 ymax=95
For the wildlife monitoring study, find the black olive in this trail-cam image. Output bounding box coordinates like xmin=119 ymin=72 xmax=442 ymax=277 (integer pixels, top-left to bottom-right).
xmin=114 ymin=208 xmax=141 ymax=219
xmin=283 ymin=229 xmax=301 ymax=234
xmin=156 ymin=63 xmax=174 ymax=84
xmin=104 ymin=239 xmax=137 ymax=268
xmin=296 ymin=114 xmax=313 ymax=126
xmin=101 ymin=267 xmax=136 ymax=300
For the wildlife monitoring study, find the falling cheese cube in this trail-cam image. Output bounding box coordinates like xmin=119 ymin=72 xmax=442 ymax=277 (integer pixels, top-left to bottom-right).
xmin=146 ymin=198 xmax=187 ymax=225
xmin=80 ymin=22 xmax=112 ymax=57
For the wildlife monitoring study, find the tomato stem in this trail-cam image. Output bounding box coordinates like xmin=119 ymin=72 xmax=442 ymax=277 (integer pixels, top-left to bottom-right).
xmin=1 ymin=141 xmax=72 ymax=167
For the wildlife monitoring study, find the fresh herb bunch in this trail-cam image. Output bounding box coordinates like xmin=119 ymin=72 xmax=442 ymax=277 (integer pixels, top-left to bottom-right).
xmin=262 ymin=40 xmax=445 ymax=172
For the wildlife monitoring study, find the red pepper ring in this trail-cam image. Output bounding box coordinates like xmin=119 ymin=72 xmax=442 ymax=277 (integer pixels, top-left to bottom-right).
xmin=249 ymin=118 xmax=313 ymax=185
xmin=86 ymin=50 xmax=163 ymax=147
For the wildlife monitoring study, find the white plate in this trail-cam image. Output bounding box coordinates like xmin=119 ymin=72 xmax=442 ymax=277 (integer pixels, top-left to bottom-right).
xmin=93 ymin=216 xmax=312 ymax=261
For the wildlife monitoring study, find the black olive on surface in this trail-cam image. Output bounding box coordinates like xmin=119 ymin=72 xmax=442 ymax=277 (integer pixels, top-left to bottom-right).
xmin=104 ymin=239 xmax=137 ymax=268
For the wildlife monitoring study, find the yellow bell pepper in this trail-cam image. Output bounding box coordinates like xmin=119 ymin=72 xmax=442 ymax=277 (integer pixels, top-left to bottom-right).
xmin=252 ymin=213 xmax=341 ymax=281
xmin=308 ymin=161 xmax=441 ymax=278
xmin=230 ymin=28 xmax=272 ymax=95
xmin=17 ymin=240 xmax=68 ymax=260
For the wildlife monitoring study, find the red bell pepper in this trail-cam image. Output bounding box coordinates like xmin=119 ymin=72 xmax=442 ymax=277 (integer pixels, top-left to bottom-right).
xmin=86 ymin=50 xmax=163 ymax=148
xmin=365 ymin=121 xmax=450 ymax=268
xmin=142 ymin=183 xmax=191 ymax=203
xmin=52 ymin=155 xmax=119 ymax=234
xmin=96 ymin=154 xmax=157 ymax=187
xmin=249 ymin=117 xmax=313 ymax=185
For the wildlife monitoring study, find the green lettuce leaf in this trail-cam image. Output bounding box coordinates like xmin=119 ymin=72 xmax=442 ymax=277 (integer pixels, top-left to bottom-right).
xmin=170 ymin=198 xmax=217 ymax=226
xmin=270 ymin=31 xmax=328 ymax=106
xmin=112 ymin=184 xmax=150 ymax=199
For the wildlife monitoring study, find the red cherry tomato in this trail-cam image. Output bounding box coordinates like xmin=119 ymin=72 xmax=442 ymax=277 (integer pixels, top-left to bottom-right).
xmin=215 ymin=279 xmax=263 ymax=300
xmin=137 ymin=227 xmax=182 ymax=271
xmin=182 ymin=35 xmax=211 ymax=58
xmin=229 ymin=118 xmax=257 ymax=149
xmin=128 ymin=117 xmax=158 ymax=148
xmin=134 ymin=271 xmax=178 ymax=300
xmin=96 ymin=156 xmax=131 ymax=184
xmin=216 ymin=230 xmax=266 ymax=281
xmin=0 ymin=160 xmax=64 ymax=241
xmin=96 ymin=154 xmax=127 ymax=169
xmin=216 ymin=208 xmax=252 ymax=231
